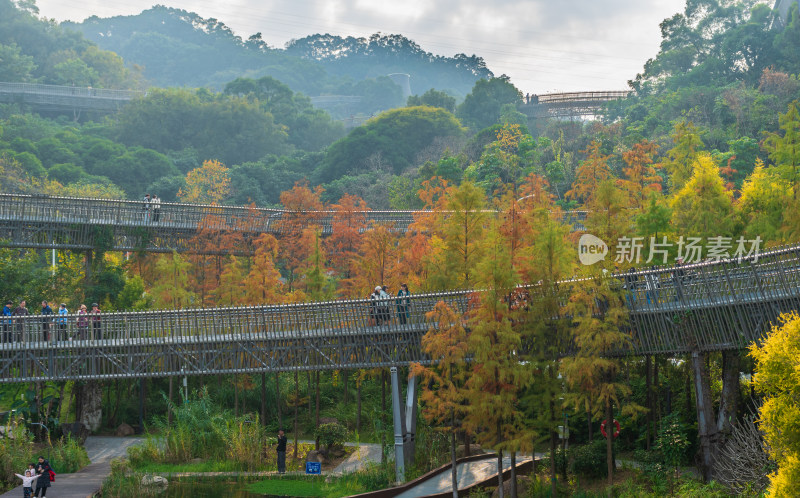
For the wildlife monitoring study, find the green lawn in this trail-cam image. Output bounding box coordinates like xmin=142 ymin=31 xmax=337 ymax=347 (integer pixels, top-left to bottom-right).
xmin=247 ymin=478 xmax=331 ymax=497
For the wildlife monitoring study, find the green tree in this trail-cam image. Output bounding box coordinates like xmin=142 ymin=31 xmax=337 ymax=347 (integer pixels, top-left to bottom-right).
xmin=150 ymin=251 xmax=196 ymax=308
xmin=764 ymin=101 xmax=800 ymax=201
xmin=670 ymin=153 xmax=735 ymax=240
xmin=456 ymin=76 xmax=522 ymax=131
xmin=407 ymin=89 xmax=457 ymax=113
xmin=661 ymin=121 xmax=704 ymax=193
xmin=0 ymin=42 xmax=35 ymax=81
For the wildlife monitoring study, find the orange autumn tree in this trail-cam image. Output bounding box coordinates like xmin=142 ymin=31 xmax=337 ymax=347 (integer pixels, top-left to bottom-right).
xmin=619 ymin=140 xmax=661 ymax=210
xmin=278 ymin=182 xmax=325 ymax=290
xmin=567 ymin=140 xmax=613 ymax=207
xmin=178 ymin=159 xmax=232 ymax=204
xmin=393 ymin=177 xmax=451 ymax=293
xmin=214 ymin=256 xmax=245 ymax=306
xmin=327 ymin=194 xmax=369 ymax=288
xmin=410 ymin=301 xmax=470 ymax=498
xmin=243 ymin=233 xmax=284 ymax=305
xmin=351 ymin=224 xmax=398 ymax=297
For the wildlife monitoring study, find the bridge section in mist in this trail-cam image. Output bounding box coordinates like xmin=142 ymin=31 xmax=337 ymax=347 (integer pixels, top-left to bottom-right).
xmin=0 ymin=194 xmax=586 ymax=255
xmin=1 ymin=244 xmax=797 ymax=383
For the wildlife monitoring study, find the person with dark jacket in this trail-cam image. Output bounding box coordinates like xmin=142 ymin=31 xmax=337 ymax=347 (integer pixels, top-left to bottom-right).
xmin=396 ymin=284 xmax=410 ymax=325
xmin=89 ymin=303 xmax=102 ymax=340
xmin=13 ymin=300 xmax=29 ymax=342
xmin=276 ymin=428 xmax=287 ymax=474
xmin=40 ymin=301 xmax=53 ymax=342
xmin=34 ymin=456 xmax=52 ymax=497
xmin=2 ymin=301 xmax=12 ymax=342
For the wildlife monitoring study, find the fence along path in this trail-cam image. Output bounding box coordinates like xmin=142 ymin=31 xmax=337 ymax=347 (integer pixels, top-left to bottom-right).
xmin=2 ymin=244 xmax=799 ymax=383
xmin=0 ymin=193 xmax=587 ymax=254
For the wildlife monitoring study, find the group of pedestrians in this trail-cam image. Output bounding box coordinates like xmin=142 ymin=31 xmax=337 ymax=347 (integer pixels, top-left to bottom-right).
xmin=369 ymin=283 xmax=411 ymax=326
xmin=2 ymin=300 xmax=102 ymax=342
xmin=141 ymin=193 xmax=162 ymax=222
xmin=14 ymin=456 xmax=53 ymax=497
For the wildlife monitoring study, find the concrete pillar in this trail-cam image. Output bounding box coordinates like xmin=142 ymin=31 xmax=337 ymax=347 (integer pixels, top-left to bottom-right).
xmin=391 ymin=367 xmax=418 ymax=483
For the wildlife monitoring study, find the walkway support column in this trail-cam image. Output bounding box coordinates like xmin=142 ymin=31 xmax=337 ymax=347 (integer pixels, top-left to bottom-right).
xmin=391 ymin=367 xmax=418 ymax=483
xmin=692 ymin=350 xmax=717 ymax=481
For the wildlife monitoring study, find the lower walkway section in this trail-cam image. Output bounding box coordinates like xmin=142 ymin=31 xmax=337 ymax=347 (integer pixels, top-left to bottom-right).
xmin=0 ymin=436 xmax=141 ymax=498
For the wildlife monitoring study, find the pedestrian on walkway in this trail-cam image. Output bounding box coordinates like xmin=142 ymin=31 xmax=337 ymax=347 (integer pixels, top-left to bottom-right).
xmin=151 ymin=194 xmax=161 ymax=222
xmin=76 ymin=304 xmax=88 ymax=340
xmin=379 ymin=286 xmax=391 ymax=325
xmin=14 ymin=468 xmax=39 ymax=498
xmin=142 ymin=194 xmax=150 ymax=222
xmin=370 ymin=287 xmax=381 ymax=326
xmin=13 ymin=300 xmax=29 ymax=342
xmin=89 ymin=303 xmax=102 ymax=340
xmin=277 ymin=428 xmax=287 ymax=474
xmin=396 ymin=283 xmax=410 ymax=325
xmin=2 ymin=300 xmax=12 ymax=342
xmin=57 ymin=304 xmax=68 ymax=341
xmin=34 ymin=456 xmax=52 ymax=497
xmin=40 ymin=301 xmax=53 ymax=342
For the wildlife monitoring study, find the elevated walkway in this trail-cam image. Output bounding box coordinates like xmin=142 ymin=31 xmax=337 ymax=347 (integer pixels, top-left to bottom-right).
xmin=0 ymin=244 xmax=798 ymax=383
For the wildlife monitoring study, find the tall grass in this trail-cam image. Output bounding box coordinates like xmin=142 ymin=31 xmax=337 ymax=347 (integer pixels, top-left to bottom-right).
xmin=127 ymin=387 xmax=274 ymax=470
xmin=0 ymin=416 xmax=34 ymax=491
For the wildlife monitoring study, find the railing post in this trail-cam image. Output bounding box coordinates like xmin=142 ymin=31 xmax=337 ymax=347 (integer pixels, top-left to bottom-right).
xmin=391 ymin=366 xmax=406 ymax=483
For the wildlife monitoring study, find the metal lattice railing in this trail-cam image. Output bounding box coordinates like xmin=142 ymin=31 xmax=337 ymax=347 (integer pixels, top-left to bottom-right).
xmin=1 ymin=244 xmax=798 ymax=383
xmin=0 ymin=194 xmax=587 ymax=254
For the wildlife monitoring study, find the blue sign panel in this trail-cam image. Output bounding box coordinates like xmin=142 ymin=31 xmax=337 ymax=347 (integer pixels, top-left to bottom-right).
xmin=305 ymin=461 xmax=322 ymax=475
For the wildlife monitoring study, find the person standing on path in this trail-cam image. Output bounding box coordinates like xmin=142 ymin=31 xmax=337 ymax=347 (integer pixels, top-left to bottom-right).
xmin=40 ymin=301 xmax=53 ymax=342
xmin=2 ymin=300 xmax=12 ymax=342
xmin=14 ymin=468 xmax=39 ymax=498
xmin=57 ymin=303 xmax=68 ymax=341
xmin=142 ymin=194 xmax=150 ymax=222
xmin=151 ymin=194 xmax=161 ymax=222
xmin=277 ymin=428 xmax=287 ymax=474
xmin=76 ymin=304 xmax=88 ymax=340
xmin=89 ymin=303 xmax=102 ymax=340
xmin=396 ymin=283 xmax=410 ymax=325
xmin=13 ymin=300 xmax=29 ymax=342
xmin=33 ymin=456 xmax=52 ymax=497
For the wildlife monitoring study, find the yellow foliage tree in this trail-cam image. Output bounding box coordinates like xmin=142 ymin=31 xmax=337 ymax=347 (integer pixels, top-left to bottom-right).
xmin=750 ymin=312 xmax=800 ymax=497
xmin=178 ymin=159 xmax=231 ymax=204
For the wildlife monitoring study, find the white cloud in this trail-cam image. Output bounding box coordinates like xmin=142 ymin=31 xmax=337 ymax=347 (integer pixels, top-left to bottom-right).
xmin=36 ymin=0 xmax=685 ymax=93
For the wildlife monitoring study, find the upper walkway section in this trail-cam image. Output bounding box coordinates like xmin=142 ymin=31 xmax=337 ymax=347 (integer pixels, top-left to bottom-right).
xmin=520 ymin=90 xmax=630 ymax=118
xmin=0 ymin=193 xmax=587 ymax=255
xmin=1 ymin=244 xmax=798 ymax=383
xmin=0 ymin=82 xmax=144 ymax=113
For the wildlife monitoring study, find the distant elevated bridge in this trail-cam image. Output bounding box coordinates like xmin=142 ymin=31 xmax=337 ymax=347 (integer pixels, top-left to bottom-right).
xmin=521 ymin=90 xmax=631 ymax=119
xmin=0 ymin=82 xmax=144 ymax=114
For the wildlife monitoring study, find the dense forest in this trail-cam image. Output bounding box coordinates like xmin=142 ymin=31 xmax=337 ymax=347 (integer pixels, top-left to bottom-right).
xmin=2 ymin=0 xmax=800 ymax=495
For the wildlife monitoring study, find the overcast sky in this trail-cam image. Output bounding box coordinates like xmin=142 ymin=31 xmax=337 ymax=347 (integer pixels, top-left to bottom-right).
xmin=35 ymin=0 xmax=686 ymax=94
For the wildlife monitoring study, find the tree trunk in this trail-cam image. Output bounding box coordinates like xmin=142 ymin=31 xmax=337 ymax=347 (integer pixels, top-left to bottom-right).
xmin=110 ymin=379 xmax=120 ymax=428
xmin=381 ymin=370 xmax=386 ymax=464
xmin=344 ymin=370 xmax=349 ymax=403
xmin=717 ymin=350 xmax=740 ymax=436
xmin=294 ymin=371 xmax=299 ymax=460
xmin=168 ymin=377 xmax=174 ymax=426
xmin=645 ymin=355 xmax=652 ymax=450
xmin=691 ymin=351 xmax=718 ymax=482
xmin=549 ymin=396 xmax=557 ymax=498
xmin=510 ymin=451 xmax=518 ymax=498
xmin=606 ymin=398 xmax=614 ymax=489
xmin=234 ymin=381 xmax=239 ymax=417
xmin=307 ymin=370 xmax=313 ymax=418
xmin=315 ymin=371 xmax=321 ymax=451
xmin=261 ymin=372 xmax=267 ymax=426
xmin=497 ymin=449 xmax=505 ymax=498
xmin=587 ymin=403 xmax=593 ymax=442
xmin=356 ymin=379 xmax=362 ymax=433
xmin=450 ymin=428 xmax=458 ymax=498
xmin=275 ymin=372 xmax=282 ymax=428
xmin=79 ymin=380 xmax=103 ymax=432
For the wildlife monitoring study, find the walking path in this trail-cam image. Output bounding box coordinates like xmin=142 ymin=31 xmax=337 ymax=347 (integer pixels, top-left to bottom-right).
xmin=0 ymin=436 xmax=141 ymax=498
xmin=394 ymin=455 xmax=532 ymax=498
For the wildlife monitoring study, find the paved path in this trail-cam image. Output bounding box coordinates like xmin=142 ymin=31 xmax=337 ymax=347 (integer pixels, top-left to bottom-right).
xmin=395 ymin=455 xmax=532 ymax=498
xmin=0 ymin=436 xmax=141 ymax=498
